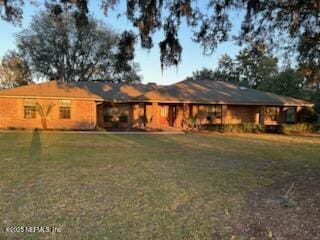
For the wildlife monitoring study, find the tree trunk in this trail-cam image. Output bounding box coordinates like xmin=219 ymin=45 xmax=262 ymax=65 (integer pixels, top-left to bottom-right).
xmin=41 ymin=117 xmax=47 ymax=130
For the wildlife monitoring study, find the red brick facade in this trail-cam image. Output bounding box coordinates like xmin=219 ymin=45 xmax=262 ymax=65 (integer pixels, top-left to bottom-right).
xmin=0 ymin=80 xmax=312 ymax=130
xmin=0 ymin=98 xmax=97 ymax=129
xmin=0 ymin=97 xmax=302 ymax=130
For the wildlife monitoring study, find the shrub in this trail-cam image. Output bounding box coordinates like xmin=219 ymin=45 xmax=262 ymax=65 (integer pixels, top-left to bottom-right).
xmin=298 ymin=107 xmax=318 ymax=123
xmin=222 ymin=124 xmax=234 ymax=133
xmin=256 ymin=124 xmax=266 ymax=133
xmin=242 ymin=123 xmax=255 ymax=132
xmin=204 ymin=123 xmax=265 ymax=133
xmin=281 ymin=123 xmax=312 ymax=134
xmin=188 ymin=117 xmax=198 ymax=129
xmin=312 ymin=124 xmax=320 ymax=133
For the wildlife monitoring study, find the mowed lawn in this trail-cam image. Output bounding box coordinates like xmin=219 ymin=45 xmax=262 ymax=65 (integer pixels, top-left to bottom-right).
xmin=0 ymin=132 xmax=319 ymax=240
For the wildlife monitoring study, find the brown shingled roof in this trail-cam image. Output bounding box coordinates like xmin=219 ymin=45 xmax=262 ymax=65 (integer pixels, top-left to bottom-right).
xmin=0 ymin=81 xmax=102 ymax=100
xmin=136 ymin=79 xmax=313 ymax=107
xmin=0 ymin=79 xmax=313 ymax=106
xmin=0 ymin=81 xmax=159 ymax=101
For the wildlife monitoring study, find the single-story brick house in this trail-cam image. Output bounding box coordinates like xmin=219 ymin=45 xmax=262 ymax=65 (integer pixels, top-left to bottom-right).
xmin=0 ymin=79 xmax=313 ymax=130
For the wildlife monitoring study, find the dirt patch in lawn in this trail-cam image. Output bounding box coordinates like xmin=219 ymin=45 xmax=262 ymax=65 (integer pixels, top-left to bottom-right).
xmin=218 ymin=175 xmax=320 ymax=240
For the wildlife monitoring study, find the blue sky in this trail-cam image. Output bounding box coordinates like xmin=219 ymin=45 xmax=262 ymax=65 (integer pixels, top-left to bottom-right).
xmin=0 ymin=1 xmax=243 ymax=85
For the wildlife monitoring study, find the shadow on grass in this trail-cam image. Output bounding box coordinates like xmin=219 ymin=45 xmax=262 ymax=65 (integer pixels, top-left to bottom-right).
xmin=29 ymin=131 xmax=42 ymax=160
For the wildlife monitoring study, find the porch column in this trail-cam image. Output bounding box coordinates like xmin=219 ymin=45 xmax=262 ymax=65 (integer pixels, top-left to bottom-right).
xmin=296 ymin=106 xmax=302 ymax=123
xmin=259 ymin=106 xmax=265 ymax=124
xmin=93 ymin=102 xmax=97 ymax=128
xmin=95 ymin=102 xmax=103 ymax=128
xmin=221 ymin=105 xmax=228 ymax=124
xmin=138 ymin=103 xmax=145 ymax=128
xmin=278 ymin=107 xmax=286 ymax=124
xmin=151 ymin=102 xmax=160 ymax=129
xmin=182 ymin=103 xmax=190 ymax=129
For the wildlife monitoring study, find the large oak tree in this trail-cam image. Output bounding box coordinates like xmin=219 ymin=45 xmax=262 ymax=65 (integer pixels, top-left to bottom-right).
xmin=16 ymin=10 xmax=140 ymax=82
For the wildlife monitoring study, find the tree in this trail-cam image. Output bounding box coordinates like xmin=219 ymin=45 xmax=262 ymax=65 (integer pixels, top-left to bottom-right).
xmin=186 ymin=46 xmax=278 ymax=88
xmin=1 ymin=0 xmax=318 ymax=81
xmin=0 ymin=51 xmax=32 ymax=89
xmin=16 ymin=10 xmax=140 ymax=83
xmin=258 ymin=68 xmax=306 ymax=99
xmin=214 ymin=54 xmax=238 ymax=83
xmin=235 ymin=47 xmax=278 ymax=88
xmin=185 ymin=68 xmax=216 ymax=81
xmin=35 ymin=102 xmax=55 ymax=130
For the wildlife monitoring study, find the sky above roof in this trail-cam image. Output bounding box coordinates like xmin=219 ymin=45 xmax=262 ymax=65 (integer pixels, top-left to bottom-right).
xmin=0 ymin=1 xmax=244 ymax=85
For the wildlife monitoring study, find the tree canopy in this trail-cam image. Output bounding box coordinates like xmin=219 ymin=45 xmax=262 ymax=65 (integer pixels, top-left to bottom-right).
xmin=0 ymin=51 xmax=32 ymax=89
xmin=15 ymin=10 xmax=141 ymax=82
xmin=0 ymin=0 xmax=319 ymax=83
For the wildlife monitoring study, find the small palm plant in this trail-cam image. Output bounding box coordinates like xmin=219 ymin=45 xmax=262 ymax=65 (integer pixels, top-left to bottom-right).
xmin=35 ymin=102 xmax=55 ymax=130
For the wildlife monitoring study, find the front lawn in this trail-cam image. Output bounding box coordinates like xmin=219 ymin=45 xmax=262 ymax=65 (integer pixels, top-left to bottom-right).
xmin=0 ymin=132 xmax=319 ymax=239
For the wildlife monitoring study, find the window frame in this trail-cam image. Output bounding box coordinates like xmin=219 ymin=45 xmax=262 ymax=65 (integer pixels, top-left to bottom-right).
xmin=103 ymin=106 xmax=113 ymax=123
xmin=59 ymin=100 xmax=71 ymax=120
xmin=265 ymin=107 xmax=279 ymax=121
xmin=286 ymin=107 xmax=296 ymax=123
xmin=23 ymin=99 xmax=36 ymax=119
xmin=206 ymin=105 xmax=222 ymax=121
xmin=103 ymin=104 xmax=130 ymax=123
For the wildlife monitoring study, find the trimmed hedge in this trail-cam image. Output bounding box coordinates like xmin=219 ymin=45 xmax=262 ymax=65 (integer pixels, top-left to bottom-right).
xmin=203 ymin=123 xmax=320 ymax=134
xmin=203 ymin=123 xmax=265 ymax=133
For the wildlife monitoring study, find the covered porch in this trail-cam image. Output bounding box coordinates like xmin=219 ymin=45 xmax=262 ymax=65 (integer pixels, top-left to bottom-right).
xmin=95 ymin=101 xmax=303 ymax=130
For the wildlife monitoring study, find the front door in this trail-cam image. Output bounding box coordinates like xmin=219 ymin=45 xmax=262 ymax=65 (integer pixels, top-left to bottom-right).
xmin=169 ymin=105 xmax=177 ymax=127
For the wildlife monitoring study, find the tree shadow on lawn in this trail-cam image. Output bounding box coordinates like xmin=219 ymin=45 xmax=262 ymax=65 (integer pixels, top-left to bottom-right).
xmin=28 ymin=131 xmax=42 ymax=160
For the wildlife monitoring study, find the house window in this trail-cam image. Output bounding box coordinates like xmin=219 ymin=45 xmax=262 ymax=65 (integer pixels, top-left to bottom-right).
xmin=286 ymin=107 xmax=296 ymax=123
xmin=206 ymin=105 xmax=222 ymax=121
xmin=265 ymin=107 xmax=279 ymax=121
xmin=103 ymin=107 xmax=113 ymax=122
xmin=59 ymin=100 xmax=71 ymax=119
xmin=24 ymin=99 xmax=36 ymax=119
xmin=103 ymin=104 xmax=130 ymax=123
xmin=118 ymin=104 xmax=129 ymax=123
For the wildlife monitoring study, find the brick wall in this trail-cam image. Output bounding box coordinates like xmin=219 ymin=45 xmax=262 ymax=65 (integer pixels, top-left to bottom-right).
xmin=223 ymin=105 xmax=260 ymax=124
xmin=190 ymin=104 xmax=260 ymax=125
xmin=0 ymin=97 xmax=97 ymax=129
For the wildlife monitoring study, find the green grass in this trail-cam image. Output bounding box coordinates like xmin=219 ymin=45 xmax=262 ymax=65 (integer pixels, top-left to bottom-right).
xmin=0 ymin=132 xmax=319 ymax=239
